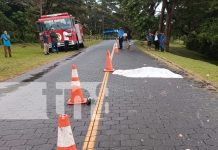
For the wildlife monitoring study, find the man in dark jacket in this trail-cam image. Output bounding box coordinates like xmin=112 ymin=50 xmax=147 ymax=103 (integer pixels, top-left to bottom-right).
xmin=42 ymin=32 xmax=49 ymax=55
xmin=127 ymin=30 xmax=132 ymax=50
xmin=50 ymin=28 xmax=58 ymax=53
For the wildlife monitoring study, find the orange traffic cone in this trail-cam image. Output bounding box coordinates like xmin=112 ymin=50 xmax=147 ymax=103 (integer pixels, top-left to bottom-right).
xmin=104 ymin=49 xmax=115 ymax=72
xmin=57 ymin=114 xmax=77 ymax=150
xmin=67 ymin=64 xmax=87 ymax=105
xmin=115 ymin=37 xmax=118 ymax=43
xmin=114 ymin=42 xmax=119 ymax=53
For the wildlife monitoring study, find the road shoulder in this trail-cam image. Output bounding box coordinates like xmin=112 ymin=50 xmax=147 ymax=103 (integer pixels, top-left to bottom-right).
xmin=135 ymin=41 xmax=218 ymax=93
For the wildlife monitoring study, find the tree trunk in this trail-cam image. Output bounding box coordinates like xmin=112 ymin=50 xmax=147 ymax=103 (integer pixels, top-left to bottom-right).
xmin=164 ymin=0 xmax=177 ymax=52
xmin=40 ymin=0 xmax=43 ymax=16
xmin=165 ymin=11 xmax=172 ymax=51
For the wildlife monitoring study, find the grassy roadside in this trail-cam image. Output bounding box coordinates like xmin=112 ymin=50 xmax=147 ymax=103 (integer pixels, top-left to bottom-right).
xmin=0 ymin=39 xmax=102 ymax=81
xmin=136 ymin=41 xmax=218 ymax=88
xmin=84 ymin=39 xmax=102 ymax=48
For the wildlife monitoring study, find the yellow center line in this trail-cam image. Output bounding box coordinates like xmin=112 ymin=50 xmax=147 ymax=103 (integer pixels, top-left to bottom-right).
xmin=83 ymin=73 xmax=109 ymax=150
xmin=82 ymin=41 xmax=116 ymax=150
xmin=111 ymin=43 xmax=115 ymax=58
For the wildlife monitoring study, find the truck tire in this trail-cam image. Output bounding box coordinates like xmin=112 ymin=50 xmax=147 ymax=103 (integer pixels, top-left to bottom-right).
xmin=75 ymin=43 xmax=79 ymax=50
xmin=80 ymin=43 xmax=84 ymax=48
xmin=75 ymin=34 xmax=80 ymax=50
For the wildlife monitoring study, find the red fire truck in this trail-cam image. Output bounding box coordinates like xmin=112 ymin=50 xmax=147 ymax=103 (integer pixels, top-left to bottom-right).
xmin=36 ymin=12 xmax=84 ymax=50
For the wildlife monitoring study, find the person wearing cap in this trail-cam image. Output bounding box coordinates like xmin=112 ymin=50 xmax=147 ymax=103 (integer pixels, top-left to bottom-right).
xmin=50 ymin=28 xmax=58 ymax=53
xmin=118 ymin=27 xmax=124 ymax=49
xmin=1 ymin=31 xmax=12 ymax=58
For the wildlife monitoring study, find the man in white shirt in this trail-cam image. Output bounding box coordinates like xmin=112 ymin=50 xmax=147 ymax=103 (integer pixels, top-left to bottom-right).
xmin=63 ymin=29 xmax=71 ymax=51
xmin=154 ymin=31 xmax=160 ymax=50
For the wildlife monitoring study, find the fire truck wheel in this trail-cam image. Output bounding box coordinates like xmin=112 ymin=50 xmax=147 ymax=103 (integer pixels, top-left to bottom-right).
xmin=75 ymin=43 xmax=79 ymax=50
xmin=75 ymin=34 xmax=80 ymax=50
xmin=80 ymin=43 xmax=84 ymax=48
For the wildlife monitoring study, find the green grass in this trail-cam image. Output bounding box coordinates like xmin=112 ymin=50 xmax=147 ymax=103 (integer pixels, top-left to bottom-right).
xmin=0 ymin=39 xmax=102 ymax=81
xmin=136 ymin=41 xmax=218 ymax=86
xmin=84 ymin=39 xmax=102 ymax=48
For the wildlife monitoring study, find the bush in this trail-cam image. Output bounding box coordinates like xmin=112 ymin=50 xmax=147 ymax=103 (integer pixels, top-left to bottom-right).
xmin=186 ymin=32 xmax=199 ymax=51
xmin=181 ymin=35 xmax=187 ymax=44
xmin=197 ymin=33 xmax=210 ymax=54
xmin=186 ymin=32 xmax=218 ymax=59
xmin=210 ymin=35 xmax=218 ymax=58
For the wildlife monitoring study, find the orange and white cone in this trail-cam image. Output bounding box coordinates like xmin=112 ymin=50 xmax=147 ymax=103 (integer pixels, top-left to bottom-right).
xmin=57 ymin=114 xmax=77 ymax=150
xmin=114 ymin=42 xmax=119 ymax=53
xmin=104 ymin=49 xmax=115 ymax=72
xmin=115 ymin=37 xmax=118 ymax=43
xmin=67 ymin=64 xmax=87 ymax=105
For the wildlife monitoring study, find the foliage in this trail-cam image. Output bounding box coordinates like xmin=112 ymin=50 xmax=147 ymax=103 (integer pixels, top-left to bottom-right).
xmin=171 ymin=0 xmax=218 ymax=59
xmin=0 ymin=0 xmax=217 ymax=59
xmin=121 ymin=0 xmax=160 ymax=39
xmin=0 ymin=0 xmax=124 ymax=42
xmin=186 ymin=19 xmax=218 ymax=59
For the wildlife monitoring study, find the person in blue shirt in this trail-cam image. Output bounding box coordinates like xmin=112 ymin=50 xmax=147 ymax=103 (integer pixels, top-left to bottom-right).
xmin=1 ymin=31 xmax=12 ymax=57
xmin=117 ymin=27 xmax=124 ymax=49
xmin=159 ymin=33 xmax=166 ymax=52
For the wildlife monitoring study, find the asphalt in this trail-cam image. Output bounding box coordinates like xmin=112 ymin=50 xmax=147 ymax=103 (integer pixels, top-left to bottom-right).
xmin=0 ymin=40 xmax=218 ymax=150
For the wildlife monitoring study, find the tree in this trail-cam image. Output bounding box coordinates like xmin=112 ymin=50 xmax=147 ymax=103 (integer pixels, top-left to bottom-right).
xmin=163 ymin=0 xmax=178 ymax=51
xmin=0 ymin=1 xmax=15 ymax=33
xmin=121 ymin=0 xmax=160 ymax=38
xmin=158 ymin=1 xmax=166 ymax=33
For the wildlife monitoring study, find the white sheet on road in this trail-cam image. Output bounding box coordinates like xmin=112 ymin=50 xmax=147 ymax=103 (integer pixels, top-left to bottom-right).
xmin=113 ymin=67 xmax=183 ymax=78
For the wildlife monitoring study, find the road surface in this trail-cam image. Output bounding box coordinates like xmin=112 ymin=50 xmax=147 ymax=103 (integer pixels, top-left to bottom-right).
xmin=0 ymin=40 xmax=218 ymax=150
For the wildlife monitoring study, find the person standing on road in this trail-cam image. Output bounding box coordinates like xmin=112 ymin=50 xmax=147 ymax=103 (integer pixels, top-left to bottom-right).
xmin=127 ymin=30 xmax=132 ymax=50
xmin=147 ymin=32 xmax=153 ymax=47
xmin=154 ymin=31 xmax=160 ymax=50
xmin=39 ymin=33 xmax=44 ymax=49
xmin=159 ymin=33 xmax=166 ymax=52
xmin=1 ymin=31 xmax=12 ymax=58
xmin=63 ymin=29 xmax=71 ymax=52
xmin=118 ymin=27 xmax=124 ymax=49
xmin=50 ymin=28 xmax=58 ymax=53
xmin=123 ymin=32 xmax=127 ymax=42
xmin=42 ymin=32 xmax=49 ymax=55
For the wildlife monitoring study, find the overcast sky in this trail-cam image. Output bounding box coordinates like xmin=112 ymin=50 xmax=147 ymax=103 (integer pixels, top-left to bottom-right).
xmin=155 ymin=2 xmax=163 ymax=16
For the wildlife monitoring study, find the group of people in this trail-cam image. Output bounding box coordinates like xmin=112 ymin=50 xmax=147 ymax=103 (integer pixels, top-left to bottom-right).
xmin=41 ymin=28 xmax=71 ymax=55
xmin=41 ymin=28 xmax=58 ymax=55
xmin=117 ymin=27 xmax=132 ymax=50
xmin=1 ymin=28 xmax=71 ymax=58
xmin=2 ymin=27 xmax=132 ymax=58
xmin=147 ymin=31 xmax=166 ymax=52
xmin=1 ymin=31 xmax=12 ymax=58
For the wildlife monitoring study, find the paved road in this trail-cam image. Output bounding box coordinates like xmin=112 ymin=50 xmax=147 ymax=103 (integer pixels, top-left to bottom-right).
xmin=0 ymin=40 xmax=218 ymax=150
